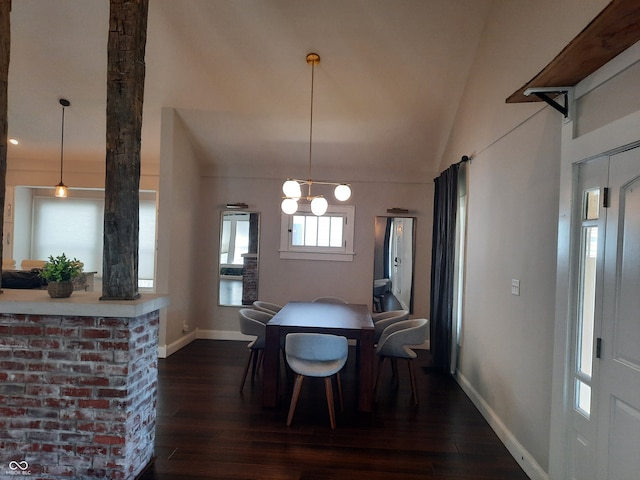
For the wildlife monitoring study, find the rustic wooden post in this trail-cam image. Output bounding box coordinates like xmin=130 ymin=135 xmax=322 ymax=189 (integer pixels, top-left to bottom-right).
xmin=102 ymin=0 xmax=148 ymax=300
xmin=0 ymin=0 xmax=11 ymax=292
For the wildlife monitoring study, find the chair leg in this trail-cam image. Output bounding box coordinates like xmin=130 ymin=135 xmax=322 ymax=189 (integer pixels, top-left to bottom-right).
xmin=240 ymin=350 xmax=254 ymax=392
xmin=407 ymin=359 xmax=419 ymax=405
xmin=324 ymin=377 xmax=336 ymax=429
xmin=286 ymin=374 xmax=304 ymax=427
xmin=335 ymin=372 xmax=344 ymax=413
xmin=374 ymin=356 xmax=387 ymax=401
xmin=251 ymin=348 xmax=261 ymax=382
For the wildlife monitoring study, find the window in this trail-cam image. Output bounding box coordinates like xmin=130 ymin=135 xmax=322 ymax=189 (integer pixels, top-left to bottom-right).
xmin=29 ymin=188 xmax=157 ymax=290
xmin=279 ymin=205 xmax=355 ymax=261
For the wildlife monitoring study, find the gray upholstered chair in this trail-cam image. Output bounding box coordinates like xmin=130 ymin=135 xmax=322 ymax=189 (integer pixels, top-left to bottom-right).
xmin=285 ymin=333 xmax=349 ymax=429
xmin=252 ymin=301 xmax=283 ymax=315
xmin=371 ymin=309 xmax=410 ymax=343
xmin=374 ymin=318 xmax=428 ymax=405
xmin=238 ymin=308 xmax=273 ymax=392
xmin=312 ymin=296 xmax=348 ymax=304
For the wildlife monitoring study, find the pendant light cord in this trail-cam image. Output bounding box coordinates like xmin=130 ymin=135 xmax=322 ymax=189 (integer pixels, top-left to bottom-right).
xmin=60 ymin=104 xmax=66 ymax=183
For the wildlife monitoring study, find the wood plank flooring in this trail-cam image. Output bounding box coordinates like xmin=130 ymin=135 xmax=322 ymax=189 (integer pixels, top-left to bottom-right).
xmin=138 ymin=340 xmax=529 ymax=480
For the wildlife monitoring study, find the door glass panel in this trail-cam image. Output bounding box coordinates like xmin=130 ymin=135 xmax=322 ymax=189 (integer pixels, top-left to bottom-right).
xmin=584 ymin=189 xmax=600 ymax=220
xmin=577 ymin=226 xmax=598 ymax=378
xmin=576 ymin=379 xmax=592 ymax=418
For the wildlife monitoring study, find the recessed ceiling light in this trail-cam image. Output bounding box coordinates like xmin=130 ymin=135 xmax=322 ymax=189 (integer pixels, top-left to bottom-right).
xmin=9 ymin=138 xmax=19 ymax=145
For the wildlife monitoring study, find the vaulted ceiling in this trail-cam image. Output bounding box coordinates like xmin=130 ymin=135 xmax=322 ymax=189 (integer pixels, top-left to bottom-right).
xmin=8 ymin=1 xmax=494 ymax=184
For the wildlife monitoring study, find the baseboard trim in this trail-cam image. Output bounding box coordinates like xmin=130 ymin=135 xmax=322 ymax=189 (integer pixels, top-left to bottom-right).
xmin=454 ymin=371 xmax=549 ymax=480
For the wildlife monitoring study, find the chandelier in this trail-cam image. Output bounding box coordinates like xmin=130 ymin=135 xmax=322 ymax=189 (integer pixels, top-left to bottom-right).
xmin=281 ymin=53 xmax=351 ymax=216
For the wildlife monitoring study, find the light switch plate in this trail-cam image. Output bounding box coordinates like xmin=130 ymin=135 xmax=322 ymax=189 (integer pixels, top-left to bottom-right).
xmin=511 ymin=279 xmax=520 ymax=296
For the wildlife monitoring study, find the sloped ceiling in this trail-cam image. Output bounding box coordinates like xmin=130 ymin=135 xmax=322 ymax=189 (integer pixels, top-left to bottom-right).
xmin=8 ymin=0 xmax=493 ymax=183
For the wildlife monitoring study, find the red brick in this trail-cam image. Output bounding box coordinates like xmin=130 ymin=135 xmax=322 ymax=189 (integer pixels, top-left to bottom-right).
xmin=76 ymin=445 xmax=108 ymax=456
xmin=63 ymin=340 xmax=97 ymax=350
xmin=77 ymin=422 xmax=109 ymax=433
xmin=12 ymin=325 xmax=44 ymax=336
xmin=29 ymin=339 xmax=61 ymax=349
xmin=45 ymin=326 xmax=79 ymax=337
xmin=82 ymin=328 xmax=112 ymax=339
xmin=61 ymin=387 xmax=92 ymax=397
xmin=94 ymin=435 xmax=125 ymax=445
xmin=25 ymin=385 xmax=61 ymax=396
xmin=97 ymin=388 xmax=127 ymax=398
xmin=81 ymin=352 xmax=113 ymax=362
xmin=98 ymin=341 xmax=129 ymax=351
xmin=13 ymin=349 xmax=44 ymax=360
xmin=0 ymin=361 xmax=26 ymax=370
xmin=78 ymin=376 xmax=110 ymax=387
xmin=78 ymin=399 xmax=110 ymax=409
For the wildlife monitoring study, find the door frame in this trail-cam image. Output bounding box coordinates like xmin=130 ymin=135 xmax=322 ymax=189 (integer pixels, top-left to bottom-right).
xmin=549 ymin=43 xmax=640 ymax=478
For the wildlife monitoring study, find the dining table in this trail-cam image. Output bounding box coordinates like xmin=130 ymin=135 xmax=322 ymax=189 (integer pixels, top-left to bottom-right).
xmin=262 ymin=301 xmax=375 ymax=413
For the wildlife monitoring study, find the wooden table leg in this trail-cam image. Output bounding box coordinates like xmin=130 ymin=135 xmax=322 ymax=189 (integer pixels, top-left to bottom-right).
xmin=357 ymin=328 xmax=374 ymax=413
xmin=262 ymin=323 xmax=280 ymax=408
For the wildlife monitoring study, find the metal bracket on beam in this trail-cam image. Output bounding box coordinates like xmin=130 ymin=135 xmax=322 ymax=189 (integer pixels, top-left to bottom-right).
xmin=524 ymin=87 xmax=574 ymax=119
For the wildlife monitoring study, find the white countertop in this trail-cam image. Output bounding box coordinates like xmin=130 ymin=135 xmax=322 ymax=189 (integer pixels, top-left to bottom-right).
xmin=0 ymin=289 xmax=169 ymax=317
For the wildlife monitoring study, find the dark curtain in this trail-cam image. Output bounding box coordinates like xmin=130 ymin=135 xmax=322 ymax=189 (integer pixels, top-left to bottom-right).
xmin=383 ymin=217 xmax=392 ymax=279
xmin=430 ymin=163 xmax=460 ymax=374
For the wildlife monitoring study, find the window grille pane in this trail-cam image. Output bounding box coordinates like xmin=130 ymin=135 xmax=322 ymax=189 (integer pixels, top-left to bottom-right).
xmin=330 ymin=217 xmax=343 ymax=247
xmin=292 ymin=215 xmax=305 ymax=246
xmin=584 ymin=189 xmax=600 ymax=220
xmin=317 ymin=217 xmax=330 ymax=246
xmin=233 ymin=220 xmax=250 ymax=263
xmin=304 ymin=216 xmax=318 ymax=246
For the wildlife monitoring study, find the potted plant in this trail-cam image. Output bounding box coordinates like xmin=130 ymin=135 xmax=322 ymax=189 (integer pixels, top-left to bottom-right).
xmin=40 ymin=253 xmax=83 ymax=298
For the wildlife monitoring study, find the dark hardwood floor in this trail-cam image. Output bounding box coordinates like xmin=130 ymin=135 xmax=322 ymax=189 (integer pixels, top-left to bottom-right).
xmin=138 ymin=340 xmax=529 ymax=480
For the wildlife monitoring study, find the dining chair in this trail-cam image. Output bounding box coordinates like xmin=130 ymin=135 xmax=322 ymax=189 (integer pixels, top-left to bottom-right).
xmin=312 ymin=296 xmax=348 ymax=304
xmin=374 ymin=318 xmax=428 ymax=405
xmin=285 ymin=333 xmax=349 ymax=429
xmin=252 ymin=300 xmax=283 ymax=315
xmin=238 ymin=308 xmax=273 ymax=392
xmin=372 ymin=309 xmax=410 ymax=344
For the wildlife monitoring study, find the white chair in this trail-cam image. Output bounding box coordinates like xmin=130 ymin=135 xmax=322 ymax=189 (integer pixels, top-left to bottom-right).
xmin=285 ymin=333 xmax=348 ymax=429
xmin=374 ymin=318 xmax=428 ymax=405
xmin=252 ymin=301 xmax=283 ymax=315
xmin=372 ymin=309 xmax=410 ymax=343
xmin=238 ymin=308 xmax=273 ymax=392
xmin=312 ymin=296 xmax=348 ymax=304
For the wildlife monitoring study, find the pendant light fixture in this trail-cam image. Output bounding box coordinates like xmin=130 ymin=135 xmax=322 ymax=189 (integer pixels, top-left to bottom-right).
xmin=281 ymin=53 xmax=351 ymax=216
xmin=54 ymin=98 xmax=70 ymax=198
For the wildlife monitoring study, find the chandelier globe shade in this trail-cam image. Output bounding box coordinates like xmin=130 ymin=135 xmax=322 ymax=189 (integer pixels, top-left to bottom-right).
xmin=310 ymin=197 xmax=328 ymax=216
xmin=283 ymin=180 xmax=302 ymax=199
xmin=334 ymin=184 xmax=351 ymax=201
xmin=281 ymin=198 xmax=299 ymax=215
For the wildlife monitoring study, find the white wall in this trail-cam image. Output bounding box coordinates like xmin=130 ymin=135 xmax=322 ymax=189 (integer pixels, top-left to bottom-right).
xmin=193 ymin=176 xmax=432 ymax=336
xmin=440 ymin=0 xmax=611 ymax=478
xmin=156 ymin=108 xmax=202 ymax=352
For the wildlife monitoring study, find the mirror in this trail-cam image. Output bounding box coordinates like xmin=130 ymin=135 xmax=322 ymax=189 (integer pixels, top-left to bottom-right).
xmin=219 ymin=211 xmax=260 ymax=306
xmin=373 ymin=216 xmax=415 ymax=313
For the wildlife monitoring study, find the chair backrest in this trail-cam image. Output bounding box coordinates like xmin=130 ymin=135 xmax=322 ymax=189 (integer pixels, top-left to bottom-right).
xmin=371 ymin=309 xmax=409 ymax=323
xmin=373 ymin=310 xmax=411 ymax=342
xmin=285 ymin=333 xmax=348 ymax=363
xmin=238 ymin=309 xmax=268 ymax=338
xmin=241 ymin=308 xmax=273 ymax=324
xmin=312 ymin=296 xmax=348 ymax=304
xmin=376 ymin=318 xmax=428 ymax=359
xmin=253 ymin=301 xmax=283 ymax=315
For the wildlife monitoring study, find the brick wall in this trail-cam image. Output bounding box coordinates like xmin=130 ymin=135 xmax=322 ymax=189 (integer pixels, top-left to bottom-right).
xmin=0 ymin=310 xmax=159 ymax=479
xmin=242 ymin=255 xmax=258 ymax=305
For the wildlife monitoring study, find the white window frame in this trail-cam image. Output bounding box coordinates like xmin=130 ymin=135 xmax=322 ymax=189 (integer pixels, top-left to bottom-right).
xmin=279 ymin=204 xmax=355 ymax=261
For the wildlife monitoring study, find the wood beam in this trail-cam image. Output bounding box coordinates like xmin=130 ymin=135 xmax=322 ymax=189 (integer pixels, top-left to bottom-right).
xmin=0 ymin=0 xmax=11 ymax=291
xmin=102 ymin=0 xmax=149 ymax=300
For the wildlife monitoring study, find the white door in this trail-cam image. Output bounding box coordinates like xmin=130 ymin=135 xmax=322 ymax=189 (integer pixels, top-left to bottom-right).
xmin=595 ymin=148 xmax=640 ymax=480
